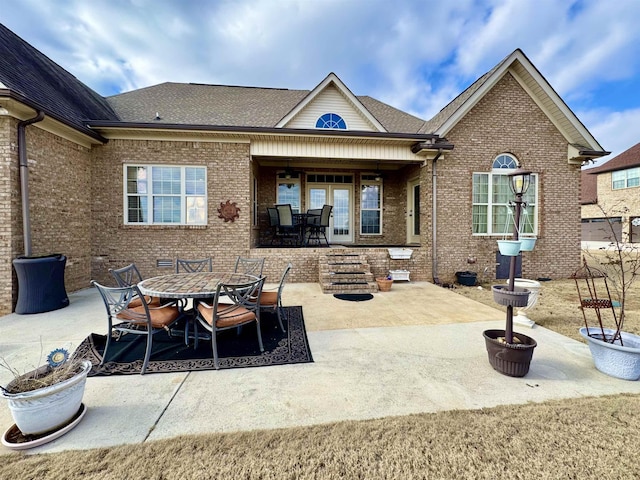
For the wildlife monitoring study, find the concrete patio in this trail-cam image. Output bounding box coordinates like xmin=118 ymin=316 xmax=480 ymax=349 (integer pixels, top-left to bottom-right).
xmin=2 ymin=281 xmax=640 ymax=455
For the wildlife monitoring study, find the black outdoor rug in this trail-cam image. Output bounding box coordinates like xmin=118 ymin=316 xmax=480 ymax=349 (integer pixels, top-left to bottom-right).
xmin=72 ymin=306 xmax=313 ymax=376
xmin=333 ymin=293 xmax=373 ymax=302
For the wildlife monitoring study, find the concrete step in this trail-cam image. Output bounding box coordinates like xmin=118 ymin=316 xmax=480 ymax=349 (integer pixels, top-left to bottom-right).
xmin=321 ymin=272 xmax=376 ymax=282
xmin=321 ymin=281 xmax=379 ymax=294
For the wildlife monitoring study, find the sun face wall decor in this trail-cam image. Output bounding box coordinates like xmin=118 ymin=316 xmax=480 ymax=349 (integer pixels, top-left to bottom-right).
xmin=217 ymin=200 xmax=240 ymax=222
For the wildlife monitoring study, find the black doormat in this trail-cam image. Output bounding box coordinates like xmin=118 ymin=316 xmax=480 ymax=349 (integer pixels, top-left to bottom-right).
xmin=333 ymin=293 xmax=374 ymax=302
xmin=72 ymin=306 xmax=313 ymax=376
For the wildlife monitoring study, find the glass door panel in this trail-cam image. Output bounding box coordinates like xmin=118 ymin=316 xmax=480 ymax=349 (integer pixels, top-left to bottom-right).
xmin=308 ymin=185 xmax=352 ymax=243
xmin=407 ymin=179 xmax=420 ymax=243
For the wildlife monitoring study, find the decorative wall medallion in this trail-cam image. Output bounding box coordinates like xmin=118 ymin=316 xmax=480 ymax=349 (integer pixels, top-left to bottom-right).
xmin=217 ymin=200 xmax=240 ymax=222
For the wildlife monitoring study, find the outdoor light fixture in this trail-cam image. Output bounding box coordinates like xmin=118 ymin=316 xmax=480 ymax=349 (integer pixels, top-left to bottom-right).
xmin=284 ymin=160 xmax=293 ymax=179
xmin=508 ymin=168 xmax=532 ymax=196
xmin=374 ymin=162 xmax=383 ymax=182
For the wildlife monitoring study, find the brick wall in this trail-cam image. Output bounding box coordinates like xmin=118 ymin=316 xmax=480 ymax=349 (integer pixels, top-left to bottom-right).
xmin=0 ymin=117 xmax=17 ymax=314
xmin=433 ymin=72 xmax=582 ymax=283
xmin=90 ymin=139 xmax=254 ymax=285
xmin=0 ymin=120 xmax=93 ymax=314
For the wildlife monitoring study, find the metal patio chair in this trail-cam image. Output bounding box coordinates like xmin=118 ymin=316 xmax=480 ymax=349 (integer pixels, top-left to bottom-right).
xmin=195 ymin=276 xmax=266 ymax=369
xmin=109 ymin=263 xmax=162 ymax=307
xmin=306 ymin=204 xmax=332 ymax=246
xmin=259 ymin=262 xmax=292 ymax=332
xmin=176 ymin=257 xmax=213 ymax=273
xmin=92 ymin=281 xmax=182 ymax=375
xmin=233 ymin=256 xmax=265 ymax=276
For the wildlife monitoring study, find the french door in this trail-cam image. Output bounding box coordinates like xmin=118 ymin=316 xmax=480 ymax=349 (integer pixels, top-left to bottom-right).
xmin=308 ymin=185 xmax=353 ymax=243
xmin=406 ymin=178 xmax=420 ymax=243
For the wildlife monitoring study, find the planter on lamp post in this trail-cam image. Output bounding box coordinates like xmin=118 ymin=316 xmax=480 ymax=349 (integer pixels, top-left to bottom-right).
xmin=484 ymin=168 xmax=537 ymax=377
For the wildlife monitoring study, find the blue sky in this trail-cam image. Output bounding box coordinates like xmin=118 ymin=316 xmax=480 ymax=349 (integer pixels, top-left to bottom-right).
xmin=2 ymin=0 xmax=639 ymax=165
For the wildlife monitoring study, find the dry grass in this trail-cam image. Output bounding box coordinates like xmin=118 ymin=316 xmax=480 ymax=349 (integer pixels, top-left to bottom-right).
xmin=1 ymin=394 xmax=639 ymax=479
xmin=455 ymin=249 xmax=640 ymax=342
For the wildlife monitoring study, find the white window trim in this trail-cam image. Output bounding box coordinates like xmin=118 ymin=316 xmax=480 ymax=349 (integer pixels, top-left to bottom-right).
xmin=472 ymin=171 xmax=539 ymax=236
xmin=360 ymin=174 xmax=383 ymax=235
xmin=612 ymin=167 xmax=640 ymax=190
xmin=123 ymin=164 xmax=207 ymax=225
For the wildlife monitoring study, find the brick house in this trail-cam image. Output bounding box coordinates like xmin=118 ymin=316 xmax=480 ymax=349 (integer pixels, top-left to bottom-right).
xmin=582 ymin=142 xmax=640 ymax=243
xmin=0 ymin=24 xmax=608 ymax=314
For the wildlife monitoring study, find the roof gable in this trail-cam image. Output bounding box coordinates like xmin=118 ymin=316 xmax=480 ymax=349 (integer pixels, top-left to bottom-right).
xmin=276 ymin=73 xmax=387 ymax=132
xmin=424 ymin=49 xmax=606 ymax=155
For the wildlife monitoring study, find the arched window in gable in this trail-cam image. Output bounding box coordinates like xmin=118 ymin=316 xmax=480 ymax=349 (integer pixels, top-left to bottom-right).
xmin=492 ymin=154 xmax=518 ymax=170
xmin=316 ymin=113 xmax=347 ymax=130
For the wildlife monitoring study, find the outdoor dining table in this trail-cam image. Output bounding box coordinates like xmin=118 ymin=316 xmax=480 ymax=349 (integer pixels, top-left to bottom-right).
xmin=137 ymin=271 xmax=258 ymax=299
xmin=138 ymin=272 xmax=260 ymax=345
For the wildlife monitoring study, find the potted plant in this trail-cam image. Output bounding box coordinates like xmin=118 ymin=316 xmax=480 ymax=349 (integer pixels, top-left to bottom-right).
xmin=1 ymin=348 xmax=91 ymax=448
xmin=484 ymin=169 xmax=537 ymax=377
xmin=576 ymin=203 xmax=640 ymax=380
xmin=376 ymin=274 xmax=393 ymax=292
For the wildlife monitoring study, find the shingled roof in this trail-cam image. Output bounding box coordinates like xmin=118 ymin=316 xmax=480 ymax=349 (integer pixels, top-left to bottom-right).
xmin=586 ymin=141 xmax=640 ymax=174
xmin=0 ymin=24 xmax=118 ymax=133
xmin=106 ymin=82 xmax=428 ymax=134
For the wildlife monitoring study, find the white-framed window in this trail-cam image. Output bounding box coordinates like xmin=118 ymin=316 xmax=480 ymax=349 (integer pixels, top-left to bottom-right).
xmin=360 ymin=174 xmax=382 ymax=235
xmin=276 ymin=172 xmax=301 ymax=213
xmin=612 ymin=167 xmax=640 ymax=190
xmin=124 ymin=165 xmax=207 ymax=225
xmin=472 ymin=154 xmax=538 ymax=235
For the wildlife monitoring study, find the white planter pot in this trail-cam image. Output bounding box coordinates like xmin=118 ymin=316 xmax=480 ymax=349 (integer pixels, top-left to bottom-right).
xmin=1 ymin=360 xmax=91 ymax=434
xmin=506 ymin=278 xmax=541 ymax=327
xmin=579 ymin=327 xmax=640 ymax=381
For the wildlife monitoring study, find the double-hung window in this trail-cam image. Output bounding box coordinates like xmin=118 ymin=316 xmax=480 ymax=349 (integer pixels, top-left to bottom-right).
xmin=612 ymin=167 xmax=640 ymax=190
xmin=361 ymin=174 xmax=382 ymax=234
xmin=472 ymin=154 xmax=537 ymax=235
xmin=125 ymin=165 xmax=207 ymax=225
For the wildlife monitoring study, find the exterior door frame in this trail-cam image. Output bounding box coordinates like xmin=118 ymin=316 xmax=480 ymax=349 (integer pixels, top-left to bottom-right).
xmin=307 ymin=183 xmax=354 ymax=244
xmin=407 ymin=178 xmax=420 ymax=244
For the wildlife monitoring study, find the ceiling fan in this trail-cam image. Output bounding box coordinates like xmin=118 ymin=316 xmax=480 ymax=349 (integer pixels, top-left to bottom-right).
xmin=283 ymin=160 xmax=303 ymax=179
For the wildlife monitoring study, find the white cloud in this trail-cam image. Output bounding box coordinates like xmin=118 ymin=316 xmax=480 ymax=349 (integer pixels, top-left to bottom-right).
xmin=580 ymin=107 xmax=640 ymax=164
xmin=1 ymin=0 xmax=640 ymax=141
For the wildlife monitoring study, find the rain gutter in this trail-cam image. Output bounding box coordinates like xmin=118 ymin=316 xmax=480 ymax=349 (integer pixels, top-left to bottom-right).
xmin=18 ymin=110 xmax=45 ymax=256
xmin=431 ymin=149 xmax=443 ymax=285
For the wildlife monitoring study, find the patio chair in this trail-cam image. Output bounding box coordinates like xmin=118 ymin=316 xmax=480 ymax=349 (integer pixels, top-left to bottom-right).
xmin=259 ymin=262 xmax=292 ymax=332
xmin=92 ymin=281 xmax=182 ymax=375
xmin=267 ymin=207 xmax=280 ymax=245
xmin=176 ymin=257 xmax=213 ymax=273
xmin=234 ymin=256 xmax=265 ymax=276
xmin=109 ymin=263 xmax=162 ymax=307
xmin=275 ymin=204 xmax=300 ymax=245
xmin=195 ymin=276 xmax=266 ymax=369
xmin=306 ymin=204 xmax=332 ymax=246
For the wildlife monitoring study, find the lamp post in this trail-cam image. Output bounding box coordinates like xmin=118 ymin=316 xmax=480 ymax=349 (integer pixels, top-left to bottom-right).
xmin=505 ymin=168 xmax=532 ymax=344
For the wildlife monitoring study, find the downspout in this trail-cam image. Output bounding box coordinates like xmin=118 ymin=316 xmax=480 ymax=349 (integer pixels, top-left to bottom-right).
xmin=18 ymin=110 xmax=45 ymax=257
xmin=431 ymin=149 xmax=443 ymax=285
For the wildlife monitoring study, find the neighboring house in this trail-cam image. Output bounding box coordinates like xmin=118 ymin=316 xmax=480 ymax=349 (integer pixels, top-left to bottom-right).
xmin=581 ymin=142 xmax=640 ymax=243
xmin=0 ymin=24 xmax=608 ymax=314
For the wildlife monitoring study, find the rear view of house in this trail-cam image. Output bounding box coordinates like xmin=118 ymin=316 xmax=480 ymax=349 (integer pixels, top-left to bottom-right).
xmin=0 ymin=23 xmax=608 ymax=314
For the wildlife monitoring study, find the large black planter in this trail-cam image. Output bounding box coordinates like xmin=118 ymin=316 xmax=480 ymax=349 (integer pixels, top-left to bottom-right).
xmin=13 ymin=254 xmax=69 ymax=314
xmin=483 ymin=329 xmax=537 ymax=377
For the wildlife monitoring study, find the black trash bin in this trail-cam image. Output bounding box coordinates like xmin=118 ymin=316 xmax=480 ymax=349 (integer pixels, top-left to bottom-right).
xmin=13 ymin=254 xmax=69 ymax=314
xmin=455 ymin=271 xmax=478 ymax=287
